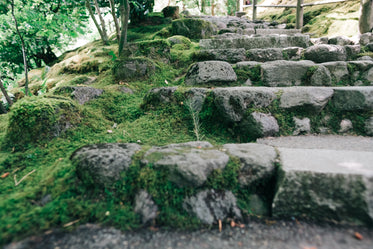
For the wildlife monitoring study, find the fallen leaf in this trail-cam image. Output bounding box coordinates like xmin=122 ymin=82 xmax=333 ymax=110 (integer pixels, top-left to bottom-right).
xmin=239 ymin=224 xmax=245 ymax=228
xmin=302 ymin=247 xmax=317 ymax=249
xmin=165 ymin=80 xmax=169 ymax=85
xmin=219 ymin=219 xmax=222 ymax=232
xmin=1 ymin=172 xmax=9 ymax=178
xmin=149 ymin=226 xmax=158 ymax=231
xmin=63 ymin=219 xmax=80 ymax=228
xmin=354 ymin=232 xmax=363 ymax=240
xmin=237 ymin=241 xmax=243 ymax=247
xmin=107 ymin=130 xmax=113 ymax=133
xmin=230 ymin=220 xmax=236 ymax=227
xmin=197 ymin=146 xmax=202 ymax=149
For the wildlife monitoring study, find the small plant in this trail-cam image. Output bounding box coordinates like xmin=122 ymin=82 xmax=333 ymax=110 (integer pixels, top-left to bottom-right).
xmin=185 ymin=99 xmax=204 ymax=141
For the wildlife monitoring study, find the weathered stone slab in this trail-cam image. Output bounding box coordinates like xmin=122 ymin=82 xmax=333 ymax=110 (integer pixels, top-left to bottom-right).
xmin=273 ymin=147 xmax=373 ymax=226
xmin=199 ymin=35 xmax=310 ymax=50
xmin=332 ymin=86 xmax=373 ymax=111
xmin=328 ymin=36 xmax=354 ymax=46
xmin=223 ymin=143 xmax=277 ymax=187
xmin=310 ymin=65 xmax=332 ymax=86
xmin=304 ymin=45 xmax=347 ymax=63
xmin=142 ymin=141 xmax=229 ymax=187
xmin=247 ymin=48 xmax=284 ymax=62
xmin=261 ymin=60 xmax=315 ymax=86
xmin=172 ymin=18 xmax=217 ymax=39
xmin=183 ymin=189 xmax=242 ymax=225
xmin=184 ymin=61 xmax=237 ymax=86
xmin=143 ymin=87 xmax=178 ymax=107
xmin=255 ymin=29 xmax=301 ymax=36
xmin=195 ymin=49 xmax=247 ymax=63
xmin=213 ymin=87 xmax=277 ymax=122
xmin=71 ymin=143 xmax=142 ymax=187
xmin=280 ymin=87 xmax=334 ymax=112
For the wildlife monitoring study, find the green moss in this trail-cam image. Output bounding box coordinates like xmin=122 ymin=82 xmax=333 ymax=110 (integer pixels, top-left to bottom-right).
xmin=234 ymin=64 xmax=262 ymax=85
xmin=122 ymin=39 xmax=171 ymax=61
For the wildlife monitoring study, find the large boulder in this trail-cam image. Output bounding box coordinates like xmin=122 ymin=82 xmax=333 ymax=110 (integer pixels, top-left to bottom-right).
xmin=280 ymin=87 xmax=334 ymax=112
xmin=223 ymin=143 xmax=277 ymax=187
xmin=309 ymin=65 xmax=332 ymax=86
xmin=184 ymin=61 xmax=237 ymax=86
xmin=213 ymin=87 xmax=277 ymax=122
xmin=244 ymin=112 xmax=279 ymax=139
xmin=142 ymin=141 xmax=229 ymax=187
xmin=261 ymin=60 xmax=315 ymax=86
xmin=304 ymin=45 xmax=347 ymax=63
xmin=172 ymin=18 xmax=217 ymax=39
xmin=162 ymin=6 xmax=179 ymax=19
xmin=321 ymin=61 xmax=349 ymax=83
xmin=183 ymin=189 xmax=242 ymax=225
xmin=273 ymin=147 xmax=373 ymax=226
xmin=71 ymin=143 xmax=142 ymax=187
xmin=142 ymin=87 xmax=178 ymax=107
xmin=359 ymin=0 xmax=373 ymax=33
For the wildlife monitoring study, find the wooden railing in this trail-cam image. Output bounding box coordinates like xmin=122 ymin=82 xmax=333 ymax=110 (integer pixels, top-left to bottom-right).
xmin=240 ymin=0 xmax=351 ymax=29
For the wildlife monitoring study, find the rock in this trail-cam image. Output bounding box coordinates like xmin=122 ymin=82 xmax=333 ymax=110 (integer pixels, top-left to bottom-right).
xmin=199 ymin=35 xmax=310 ymax=50
xmin=283 ymin=47 xmax=304 ymax=60
xmin=328 ymin=36 xmax=354 ymax=46
xmin=365 ymin=117 xmax=373 ymax=135
xmin=304 ymin=45 xmax=347 ymax=63
xmin=5 ymin=96 xmax=80 ymax=146
xmin=339 ymin=119 xmax=353 ymax=133
xmin=311 ymin=37 xmax=329 ymax=45
xmin=367 ymin=43 xmax=373 ymax=52
xmin=184 ymin=61 xmax=237 ymax=86
xmin=167 ymin=35 xmax=191 ymax=49
xmin=213 ymin=87 xmax=277 ymax=122
xmin=162 ymin=6 xmax=179 ymax=19
xmin=332 ymin=86 xmax=373 ymax=111
xmin=194 ymin=49 xmax=247 ymax=63
xmin=360 ymin=32 xmax=373 ymax=46
xmin=71 ymin=143 xmax=141 ymax=187
xmin=255 ymin=29 xmax=301 ymax=36
xmin=273 ymin=147 xmax=373 ymax=226
xmin=54 ymin=86 xmax=104 ymax=105
xmin=120 ymin=87 xmax=134 ymax=94
xmin=143 ymin=87 xmax=178 ymax=107
xmin=184 ymin=88 xmax=208 ymax=113
xmin=345 ymin=45 xmax=361 ymax=58
xmin=293 ymin=117 xmax=311 ymax=135
xmin=261 ymin=60 xmax=315 ymax=87
xmin=114 ymin=58 xmax=156 ymax=80
xmin=357 ymin=56 xmax=373 ymax=61
xmin=121 ymin=40 xmax=171 ymax=61
xmin=183 ymin=189 xmax=242 ymax=225
xmin=247 ymin=48 xmax=284 ymax=62
xmin=359 ymin=0 xmax=373 ymax=33
xmin=142 ymin=141 xmax=229 ymax=187
xmin=280 ymin=87 xmax=334 ymax=112
xmin=245 ymin=112 xmax=279 ymax=138
xmin=223 ymin=143 xmax=277 ymax=187
xmin=310 ymin=65 xmax=332 ymax=86
xmin=321 ymin=61 xmax=349 ymax=83
xmin=172 ymin=18 xmax=217 ymax=39
xmin=134 ymin=190 xmax=158 ymax=224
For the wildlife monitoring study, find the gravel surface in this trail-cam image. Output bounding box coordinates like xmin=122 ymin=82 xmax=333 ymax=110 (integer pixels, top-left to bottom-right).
xmin=5 ymin=220 xmax=373 ymax=249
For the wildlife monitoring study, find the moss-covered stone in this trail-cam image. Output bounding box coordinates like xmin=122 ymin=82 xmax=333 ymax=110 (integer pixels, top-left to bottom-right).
xmin=171 ymin=18 xmax=217 ymax=39
xmin=113 ymin=57 xmax=158 ymax=81
xmin=5 ymin=96 xmax=80 ymax=148
xmin=121 ymin=40 xmax=171 ymax=61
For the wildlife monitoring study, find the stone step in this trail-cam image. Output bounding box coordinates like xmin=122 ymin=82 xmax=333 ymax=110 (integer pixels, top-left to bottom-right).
xmin=184 ymin=60 xmax=373 ymax=87
xmin=70 ymin=136 xmax=373 ymax=226
xmin=199 ymin=34 xmax=310 ymax=50
xmin=143 ymin=86 xmax=373 ymax=139
xmin=194 ymin=44 xmax=365 ymax=64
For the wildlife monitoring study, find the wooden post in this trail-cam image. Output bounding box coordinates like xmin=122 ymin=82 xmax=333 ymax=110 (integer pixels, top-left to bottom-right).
xmin=296 ymin=0 xmax=304 ymax=29
xmin=253 ymin=0 xmax=257 ymax=20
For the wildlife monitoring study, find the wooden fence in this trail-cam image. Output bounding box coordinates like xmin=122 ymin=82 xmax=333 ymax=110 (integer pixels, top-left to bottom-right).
xmin=240 ymin=0 xmax=351 ymax=29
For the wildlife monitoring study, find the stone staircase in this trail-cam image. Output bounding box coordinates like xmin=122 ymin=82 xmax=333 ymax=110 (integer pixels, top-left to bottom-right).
xmin=72 ymin=17 xmax=373 ymax=228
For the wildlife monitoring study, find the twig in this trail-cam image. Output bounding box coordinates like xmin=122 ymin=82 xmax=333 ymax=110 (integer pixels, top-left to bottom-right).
xmin=63 ymin=219 xmax=81 ymax=228
xmin=14 ymin=169 xmax=36 ymax=186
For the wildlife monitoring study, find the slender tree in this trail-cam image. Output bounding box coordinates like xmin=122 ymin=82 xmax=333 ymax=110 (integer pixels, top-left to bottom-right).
xmin=0 ymin=77 xmax=13 ymax=113
xmin=10 ymin=0 xmax=29 ymax=96
xmin=119 ymin=0 xmax=130 ymax=54
xmin=85 ymin=0 xmax=109 ymax=45
xmin=109 ymin=0 xmax=121 ymax=41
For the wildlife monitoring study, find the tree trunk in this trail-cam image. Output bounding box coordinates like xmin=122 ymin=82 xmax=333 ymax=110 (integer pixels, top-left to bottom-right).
xmin=93 ymin=0 xmax=109 ymax=43
xmin=359 ymin=0 xmax=373 ymax=33
xmin=109 ymin=0 xmax=121 ymax=42
xmin=11 ymin=0 xmax=29 ymax=96
xmin=0 ymin=78 xmax=13 ymax=108
xmin=85 ymin=0 xmax=109 ymax=45
xmin=119 ymin=0 xmax=130 ymax=55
